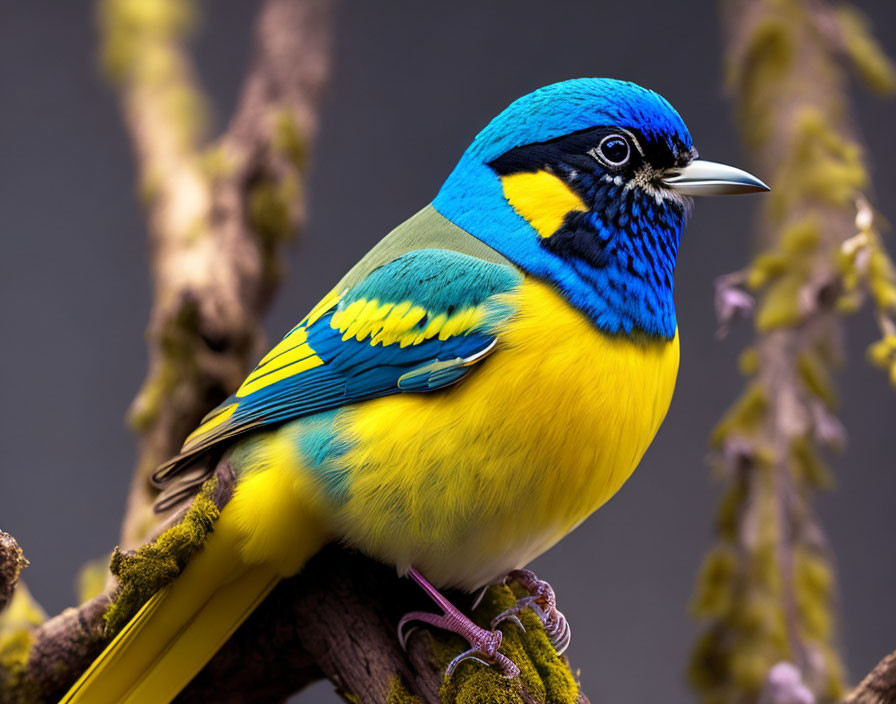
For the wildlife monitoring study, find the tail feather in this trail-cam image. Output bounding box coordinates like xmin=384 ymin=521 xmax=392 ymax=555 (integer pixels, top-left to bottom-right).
xmin=120 ymin=567 xmax=280 ymax=703
xmin=61 ymin=508 xmax=285 ymax=704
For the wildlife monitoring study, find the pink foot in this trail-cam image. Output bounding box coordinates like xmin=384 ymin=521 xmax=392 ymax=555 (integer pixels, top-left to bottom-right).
xmin=399 ymin=567 xmax=521 ymax=678
xmin=492 ymin=569 xmax=571 ymax=655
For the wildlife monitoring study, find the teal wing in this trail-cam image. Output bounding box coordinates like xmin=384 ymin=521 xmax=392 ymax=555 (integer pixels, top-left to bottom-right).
xmin=153 ymin=249 xmax=522 ymax=487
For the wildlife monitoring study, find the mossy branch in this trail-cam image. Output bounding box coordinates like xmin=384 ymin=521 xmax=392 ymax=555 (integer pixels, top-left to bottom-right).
xmin=102 ymin=0 xmax=334 ymax=552
xmin=843 ymin=651 xmax=896 ymax=704
xmin=1 ymin=463 xmax=589 ymax=703
xmin=0 ymin=534 xmax=27 ymax=616
xmin=691 ymin=1 xmax=896 ymax=702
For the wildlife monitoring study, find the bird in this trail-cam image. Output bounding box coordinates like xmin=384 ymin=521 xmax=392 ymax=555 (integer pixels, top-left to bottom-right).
xmin=61 ymin=77 xmax=768 ymax=702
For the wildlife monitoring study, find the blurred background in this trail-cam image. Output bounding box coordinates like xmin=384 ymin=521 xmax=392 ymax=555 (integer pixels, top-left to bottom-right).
xmin=0 ymin=1 xmax=894 ymax=702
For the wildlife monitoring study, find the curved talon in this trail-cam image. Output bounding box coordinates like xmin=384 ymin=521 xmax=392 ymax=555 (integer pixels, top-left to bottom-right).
xmin=502 ymin=569 xmax=571 ymax=654
xmin=397 ymin=603 xmax=520 ymax=677
xmin=396 ymin=615 xmax=419 ymax=650
xmin=447 ymin=648 xmax=520 ymax=678
xmin=401 ymin=567 xmax=525 ymax=678
xmin=490 ymin=609 xmax=527 ymax=633
xmin=551 ymin=614 xmax=572 ymax=655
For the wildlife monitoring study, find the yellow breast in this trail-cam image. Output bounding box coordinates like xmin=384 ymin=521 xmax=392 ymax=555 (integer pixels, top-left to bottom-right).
xmin=330 ymin=277 xmax=680 ymax=589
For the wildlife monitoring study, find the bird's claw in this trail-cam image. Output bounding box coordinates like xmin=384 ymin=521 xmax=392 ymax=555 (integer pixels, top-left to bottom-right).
xmin=396 ymin=619 xmax=417 ymax=651
xmin=496 ymin=569 xmax=572 ymax=655
xmin=397 ymin=610 xmax=520 ymax=678
xmin=490 ymin=609 xmax=527 ymax=633
xmin=447 ymin=647 xmax=520 ymax=678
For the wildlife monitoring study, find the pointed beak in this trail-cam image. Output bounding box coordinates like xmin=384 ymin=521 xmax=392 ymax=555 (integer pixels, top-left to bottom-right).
xmin=662 ymin=159 xmax=770 ymax=196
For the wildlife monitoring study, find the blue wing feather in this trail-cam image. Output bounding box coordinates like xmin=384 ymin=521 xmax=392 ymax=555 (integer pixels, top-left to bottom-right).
xmin=153 ymin=249 xmax=521 ymax=483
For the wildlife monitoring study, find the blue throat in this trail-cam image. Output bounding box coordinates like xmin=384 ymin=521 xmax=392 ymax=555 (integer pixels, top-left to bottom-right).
xmin=432 ymin=78 xmax=693 ymax=340
xmin=433 ymin=157 xmax=685 ymax=340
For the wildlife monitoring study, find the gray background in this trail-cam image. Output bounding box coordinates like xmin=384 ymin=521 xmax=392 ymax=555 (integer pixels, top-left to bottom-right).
xmin=1 ymin=2 xmax=894 ymax=702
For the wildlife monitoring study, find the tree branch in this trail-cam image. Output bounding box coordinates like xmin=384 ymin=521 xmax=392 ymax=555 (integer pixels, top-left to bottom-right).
xmin=690 ymin=2 xmax=896 ymax=702
xmin=2 ymin=490 xmax=589 ymax=703
xmin=104 ymin=0 xmax=333 ymax=551
xmin=0 ymin=532 xmax=27 ymax=615
xmin=844 ymin=651 xmax=896 ymax=704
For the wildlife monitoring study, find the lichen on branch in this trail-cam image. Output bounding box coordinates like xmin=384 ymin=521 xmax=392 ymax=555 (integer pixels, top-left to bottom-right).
xmin=689 ymin=2 xmax=896 ymax=703
xmin=99 ymin=0 xmax=333 ymax=551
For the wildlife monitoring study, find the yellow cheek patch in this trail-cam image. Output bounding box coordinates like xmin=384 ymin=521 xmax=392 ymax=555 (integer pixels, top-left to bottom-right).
xmin=500 ymin=170 xmax=588 ymax=238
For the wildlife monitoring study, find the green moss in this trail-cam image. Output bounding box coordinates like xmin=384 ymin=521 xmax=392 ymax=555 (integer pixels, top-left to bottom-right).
xmin=138 ymin=169 xmax=162 ymax=208
xmin=730 ymin=16 xmax=794 ymax=146
xmin=0 ymin=584 xmax=46 ymax=704
xmin=248 ymin=175 xmax=301 ymax=286
xmin=747 ymin=220 xmax=819 ymax=327
xmin=818 ymin=642 xmax=847 ymax=700
xmin=781 ymin=219 xmax=821 ymax=254
xmin=104 ymin=478 xmax=220 ymax=635
xmin=690 ymin=547 xmax=736 ymax=618
xmin=165 ymin=83 xmax=208 ymax=150
xmin=687 ymin=627 xmax=728 ymax=698
xmin=128 ymin=299 xmax=206 ymax=434
xmin=714 ymin=480 xmax=748 ymax=542
xmin=835 ymin=5 xmax=896 ymax=94
xmin=756 ymin=274 xmax=803 ymax=331
xmin=691 ymin=2 xmax=889 ymax=701
xmin=200 ymin=144 xmax=235 ymax=182
xmin=869 ymin=247 xmax=896 ymax=312
xmin=790 ymin=436 xmax=834 ymax=489
xmin=770 ymin=109 xmax=867 ymax=219
xmin=794 ymin=549 xmax=834 ymax=640
xmin=747 ymin=252 xmax=788 ymax=290
xmin=868 ymin=334 xmax=896 ymax=368
xmin=424 ymin=585 xmax=578 ymax=704
xmin=737 ymin=347 xmax=758 ymax=376
xmin=386 ymin=675 xmax=424 ymax=704
xmin=273 ymin=110 xmax=308 ymax=171
xmin=98 ymin=0 xmax=196 ymax=83
xmin=711 ymin=382 xmax=767 ymax=447
xmin=797 ymin=351 xmax=836 ymax=408
xmin=99 ymin=0 xmax=209 ymax=150
xmin=248 ymin=179 xmax=293 ymax=243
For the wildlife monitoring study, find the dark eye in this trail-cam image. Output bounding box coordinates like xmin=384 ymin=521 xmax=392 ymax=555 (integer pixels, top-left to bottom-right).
xmin=596 ymin=134 xmax=631 ymax=167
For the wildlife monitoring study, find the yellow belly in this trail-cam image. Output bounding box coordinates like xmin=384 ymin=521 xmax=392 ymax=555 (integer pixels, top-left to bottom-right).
xmin=327 ymin=277 xmax=680 ymax=590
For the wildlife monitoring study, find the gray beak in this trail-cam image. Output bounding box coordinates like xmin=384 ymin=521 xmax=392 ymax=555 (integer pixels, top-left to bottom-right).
xmin=662 ymin=159 xmax=770 ymax=196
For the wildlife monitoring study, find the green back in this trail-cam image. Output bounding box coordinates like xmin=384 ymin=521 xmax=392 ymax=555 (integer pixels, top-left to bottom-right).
xmin=336 ymin=204 xmax=515 ymax=292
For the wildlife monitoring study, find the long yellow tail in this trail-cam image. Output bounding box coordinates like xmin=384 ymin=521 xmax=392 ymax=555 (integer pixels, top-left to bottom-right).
xmin=60 ymin=474 xmax=326 ymax=704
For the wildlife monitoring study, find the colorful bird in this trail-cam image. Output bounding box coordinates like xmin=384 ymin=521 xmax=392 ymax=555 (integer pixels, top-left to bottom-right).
xmin=62 ymin=78 xmax=767 ymax=702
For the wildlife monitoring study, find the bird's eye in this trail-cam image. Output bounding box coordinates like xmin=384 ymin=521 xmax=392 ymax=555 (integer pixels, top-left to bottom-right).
xmin=595 ymin=134 xmax=631 ymax=167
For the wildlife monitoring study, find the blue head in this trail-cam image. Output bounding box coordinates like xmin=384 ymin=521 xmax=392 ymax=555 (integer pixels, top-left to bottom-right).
xmin=433 ymin=78 xmax=766 ymax=339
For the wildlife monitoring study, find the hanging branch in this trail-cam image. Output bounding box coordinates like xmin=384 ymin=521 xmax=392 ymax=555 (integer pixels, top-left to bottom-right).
xmin=690 ymin=1 xmax=896 ymax=703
